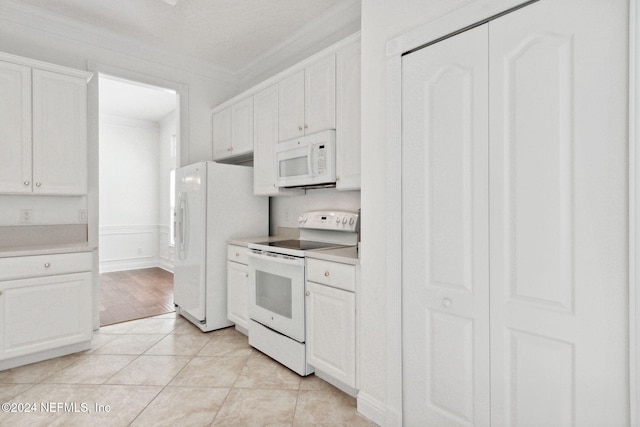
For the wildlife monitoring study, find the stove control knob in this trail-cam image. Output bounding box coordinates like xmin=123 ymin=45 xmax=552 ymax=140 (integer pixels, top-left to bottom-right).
xmin=336 ymin=217 xmax=341 ymax=224
xmin=342 ymin=217 xmax=348 ymax=224
xmin=349 ymin=218 xmax=355 ymax=225
xmin=298 ymin=216 xmax=304 ymax=223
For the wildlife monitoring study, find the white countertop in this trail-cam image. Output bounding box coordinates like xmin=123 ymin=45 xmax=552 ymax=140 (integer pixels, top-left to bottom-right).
xmin=0 ymin=242 xmax=96 ymax=258
xmin=306 ymin=246 xmax=360 ymax=265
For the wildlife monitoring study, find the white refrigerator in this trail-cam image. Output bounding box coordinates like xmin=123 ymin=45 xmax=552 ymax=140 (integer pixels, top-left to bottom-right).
xmin=174 ymin=161 xmax=268 ymax=332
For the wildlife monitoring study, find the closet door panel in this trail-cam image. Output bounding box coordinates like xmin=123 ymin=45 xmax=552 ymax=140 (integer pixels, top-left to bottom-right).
xmin=402 ymin=24 xmax=490 ymax=427
xmin=489 ymin=0 xmax=628 ymax=425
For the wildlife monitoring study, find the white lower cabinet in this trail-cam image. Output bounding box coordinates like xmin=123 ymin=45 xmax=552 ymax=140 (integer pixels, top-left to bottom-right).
xmin=305 ymin=258 xmax=356 ymax=389
xmin=227 ymin=245 xmax=249 ymax=333
xmin=0 ymin=251 xmax=93 ymax=367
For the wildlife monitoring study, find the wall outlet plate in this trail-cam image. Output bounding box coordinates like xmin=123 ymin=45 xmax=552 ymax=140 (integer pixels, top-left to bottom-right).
xmin=20 ymin=209 xmax=32 ymax=224
xmin=79 ymin=209 xmax=88 ymax=223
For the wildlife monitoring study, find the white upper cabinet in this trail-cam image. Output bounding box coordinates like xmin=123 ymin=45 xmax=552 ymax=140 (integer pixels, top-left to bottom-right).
xmin=213 ymin=96 xmax=254 ymax=162
xmin=210 ymin=34 xmax=360 ymax=194
xmin=254 ymin=84 xmax=304 ymax=196
xmin=212 ymin=106 xmax=232 ymax=160
xmin=0 ymin=55 xmax=90 ymax=195
xmin=335 ymin=42 xmax=361 ymax=190
xmin=231 ymin=97 xmax=254 ymax=156
xmin=279 ymin=55 xmax=336 ymax=141
xmin=278 ymin=71 xmax=306 ymax=141
xmin=0 ymin=60 xmax=31 ymax=194
xmin=32 ymin=69 xmax=88 ymax=195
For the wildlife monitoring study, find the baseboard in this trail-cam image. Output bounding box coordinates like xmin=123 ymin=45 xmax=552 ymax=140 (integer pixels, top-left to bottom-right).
xmin=357 ymin=391 xmax=387 ymax=426
xmin=99 ymin=258 xmax=159 ymax=273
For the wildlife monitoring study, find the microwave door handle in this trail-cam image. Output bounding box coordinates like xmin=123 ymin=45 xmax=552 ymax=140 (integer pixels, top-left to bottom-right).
xmin=308 ymin=146 xmax=315 ymax=177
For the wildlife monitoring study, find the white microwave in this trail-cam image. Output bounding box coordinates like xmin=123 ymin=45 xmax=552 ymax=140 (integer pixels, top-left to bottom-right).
xmin=275 ymin=130 xmax=336 ymax=188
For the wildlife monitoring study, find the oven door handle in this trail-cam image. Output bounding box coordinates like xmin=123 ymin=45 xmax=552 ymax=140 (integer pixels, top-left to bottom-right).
xmin=248 ymin=251 xmax=305 ymax=267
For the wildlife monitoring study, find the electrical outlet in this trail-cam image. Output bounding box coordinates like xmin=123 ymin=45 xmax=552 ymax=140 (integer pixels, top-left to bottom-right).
xmin=21 ymin=209 xmax=32 ymax=224
xmin=79 ymin=209 xmax=88 ymax=223
xmin=284 ymin=208 xmax=290 ymax=221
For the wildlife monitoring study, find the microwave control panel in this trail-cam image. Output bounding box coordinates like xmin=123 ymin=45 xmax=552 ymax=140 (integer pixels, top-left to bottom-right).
xmin=314 ymin=144 xmax=327 ymax=174
xmin=298 ymin=210 xmax=359 ymax=232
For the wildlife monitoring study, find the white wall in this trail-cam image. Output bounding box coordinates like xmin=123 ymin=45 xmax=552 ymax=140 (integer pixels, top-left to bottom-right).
xmin=99 ymin=116 xmax=160 ymax=272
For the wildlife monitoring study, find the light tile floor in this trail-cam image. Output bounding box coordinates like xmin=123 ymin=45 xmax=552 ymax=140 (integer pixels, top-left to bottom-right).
xmin=0 ymin=312 xmax=377 ymax=426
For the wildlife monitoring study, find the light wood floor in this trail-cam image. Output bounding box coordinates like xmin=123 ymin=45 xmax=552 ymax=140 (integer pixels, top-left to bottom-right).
xmin=99 ymin=267 xmax=174 ymax=326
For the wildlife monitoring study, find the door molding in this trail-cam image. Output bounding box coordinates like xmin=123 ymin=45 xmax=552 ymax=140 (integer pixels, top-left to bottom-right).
xmin=630 ymin=0 xmax=639 ymax=424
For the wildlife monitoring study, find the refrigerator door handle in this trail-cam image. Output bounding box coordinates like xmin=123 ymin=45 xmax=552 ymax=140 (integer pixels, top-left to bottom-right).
xmin=174 ymin=192 xmax=181 ymax=244
xmin=177 ymin=192 xmax=188 ymax=260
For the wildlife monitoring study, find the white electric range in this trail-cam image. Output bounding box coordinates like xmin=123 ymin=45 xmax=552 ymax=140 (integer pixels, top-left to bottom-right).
xmin=246 ymin=210 xmax=359 ymax=376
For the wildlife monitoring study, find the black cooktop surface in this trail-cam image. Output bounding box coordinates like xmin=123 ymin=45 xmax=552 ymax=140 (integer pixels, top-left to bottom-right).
xmin=256 ymin=239 xmax=344 ymax=251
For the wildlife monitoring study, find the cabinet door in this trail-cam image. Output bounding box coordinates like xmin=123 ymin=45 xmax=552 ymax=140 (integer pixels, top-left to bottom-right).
xmin=0 ymin=61 xmax=32 ymax=194
xmin=278 ymin=71 xmax=305 ymax=141
xmin=32 ymin=69 xmax=87 ymax=195
xmin=227 ymin=260 xmax=248 ymax=331
xmin=305 ymin=55 xmax=336 ymax=135
xmin=231 ymin=96 xmax=253 ymax=156
xmin=402 ymin=24 xmax=490 ymax=426
xmin=0 ymin=272 xmax=92 ymax=361
xmin=488 ymin=1 xmax=628 ymax=425
xmin=336 ymin=43 xmax=361 ymax=191
xmin=306 ymin=281 xmax=355 ymax=388
xmin=213 ymin=106 xmax=232 ymax=160
xmin=253 ymin=85 xmax=280 ymax=195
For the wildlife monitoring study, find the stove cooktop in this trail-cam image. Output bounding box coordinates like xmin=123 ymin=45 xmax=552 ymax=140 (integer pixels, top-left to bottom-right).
xmin=254 ymin=239 xmax=348 ymax=251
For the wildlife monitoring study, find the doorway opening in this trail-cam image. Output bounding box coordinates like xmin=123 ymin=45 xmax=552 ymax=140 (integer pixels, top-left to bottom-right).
xmin=97 ymin=73 xmax=178 ymax=326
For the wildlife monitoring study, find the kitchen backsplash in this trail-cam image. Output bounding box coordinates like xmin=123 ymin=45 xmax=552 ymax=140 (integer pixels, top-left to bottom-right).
xmin=269 ymin=188 xmax=361 ymax=235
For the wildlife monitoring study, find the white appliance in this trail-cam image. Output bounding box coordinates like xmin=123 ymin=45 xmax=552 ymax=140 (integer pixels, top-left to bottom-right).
xmin=247 ymin=210 xmax=359 ymax=376
xmin=174 ymin=161 xmax=268 ymax=332
xmin=275 ymin=130 xmax=336 ymax=188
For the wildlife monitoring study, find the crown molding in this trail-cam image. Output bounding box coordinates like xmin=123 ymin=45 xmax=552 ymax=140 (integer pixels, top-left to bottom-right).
xmin=0 ymin=0 xmax=238 ymax=82
xmin=236 ymin=0 xmax=361 ymax=87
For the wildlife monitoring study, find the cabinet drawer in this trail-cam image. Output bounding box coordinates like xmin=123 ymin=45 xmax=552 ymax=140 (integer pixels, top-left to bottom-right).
xmin=307 ymin=258 xmax=356 ymax=292
xmin=227 ymin=245 xmax=250 ymax=265
xmin=0 ymin=251 xmax=92 ymax=281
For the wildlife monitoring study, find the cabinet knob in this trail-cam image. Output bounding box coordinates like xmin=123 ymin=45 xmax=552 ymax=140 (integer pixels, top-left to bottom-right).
xmin=246 ymin=273 xmax=249 ymax=278
xmin=0 ymin=290 xmax=3 ymax=296
xmin=35 ymin=182 xmax=41 ymax=187
xmin=336 ymin=176 xmax=340 ymax=182
xmin=227 ymin=147 xmax=233 ymax=152
xmin=298 ymin=125 xmax=303 ymax=131
xmin=442 ymin=298 xmax=452 ymax=308
xmin=324 ymin=271 xmax=330 ymax=277
xmin=235 ymin=252 xmax=240 ymax=257
xmin=305 ymin=291 xmax=310 ymax=296
xmin=23 ymin=180 xmax=30 ymax=186
xmin=304 ymin=124 xmax=309 ymax=129
xmin=44 ymin=263 xmax=51 ymax=268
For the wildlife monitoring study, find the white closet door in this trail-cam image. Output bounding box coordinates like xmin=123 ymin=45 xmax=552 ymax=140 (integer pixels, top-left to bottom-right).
xmin=488 ymin=0 xmax=628 ymax=425
xmin=402 ymin=24 xmax=490 ymax=426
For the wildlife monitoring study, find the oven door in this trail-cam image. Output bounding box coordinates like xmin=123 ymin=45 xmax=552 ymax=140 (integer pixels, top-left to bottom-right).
xmin=248 ymin=250 xmax=306 ymax=342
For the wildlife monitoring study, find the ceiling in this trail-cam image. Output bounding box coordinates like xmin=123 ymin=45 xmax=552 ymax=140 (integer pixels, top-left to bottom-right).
xmin=7 ymin=0 xmax=360 ymax=122
xmin=9 ymin=0 xmax=354 ymax=76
